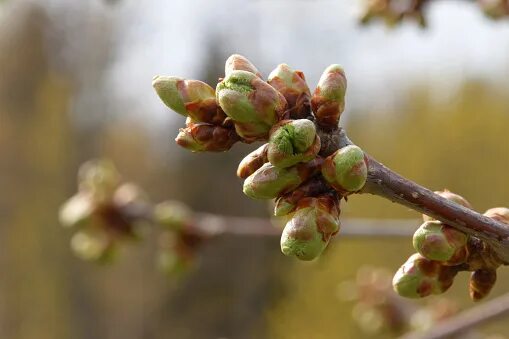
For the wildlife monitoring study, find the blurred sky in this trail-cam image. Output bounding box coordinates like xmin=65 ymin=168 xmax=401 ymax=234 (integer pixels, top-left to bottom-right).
xmin=23 ymin=0 xmax=509 ymax=129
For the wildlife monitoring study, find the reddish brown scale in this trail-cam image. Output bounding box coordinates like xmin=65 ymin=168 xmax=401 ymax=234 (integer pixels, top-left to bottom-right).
xmin=269 ymin=71 xmax=311 ymax=119
xmin=249 ymin=77 xmax=288 ymax=126
xmin=295 ymin=194 xmax=341 ymax=241
xmin=176 ymin=123 xmax=239 ymax=152
xmin=469 ymin=269 xmax=497 ymax=301
xmin=311 ymin=96 xmax=342 ymax=130
xmin=417 ymin=257 xmax=441 ymax=277
xmin=465 ymin=237 xmax=502 ymax=271
xmin=185 ymin=99 xmax=227 ymax=125
xmin=438 ymin=266 xmax=459 ymax=292
xmin=444 ymin=245 xmax=468 ymax=266
xmin=227 ymin=57 xmax=262 ymax=78
xmin=315 ymin=194 xmax=341 ymax=240
xmin=417 ymin=280 xmax=433 ymax=297
xmin=276 ymin=177 xmax=331 ymax=214
xmin=237 ymin=144 xmax=268 ymax=179
xmin=440 ymin=225 xmax=469 ymax=265
xmin=295 ymin=157 xmax=323 ymax=181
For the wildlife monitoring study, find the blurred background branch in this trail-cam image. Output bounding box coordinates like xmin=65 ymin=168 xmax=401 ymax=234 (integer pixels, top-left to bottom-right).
xmin=401 ymin=292 xmax=509 ymax=339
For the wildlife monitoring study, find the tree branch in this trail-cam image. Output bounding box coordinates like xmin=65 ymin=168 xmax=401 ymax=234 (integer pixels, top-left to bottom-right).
xmin=331 ymin=128 xmax=509 ymax=264
xmin=191 ymin=213 xmax=417 ymax=238
xmin=400 ymin=292 xmax=509 ymax=339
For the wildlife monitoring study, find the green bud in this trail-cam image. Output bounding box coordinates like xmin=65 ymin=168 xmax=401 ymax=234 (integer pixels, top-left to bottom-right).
xmin=423 ymin=190 xmax=472 ymax=221
xmin=237 ymin=143 xmax=268 ymax=179
xmin=78 ymin=159 xmax=121 ymax=203
xmin=268 ymin=64 xmax=311 ymax=119
xmin=392 ymin=253 xmax=457 ymax=299
xmin=311 ymin=64 xmax=347 ymax=130
xmin=321 ymin=145 xmax=368 ymax=193
xmin=59 ymin=193 xmax=94 ymax=228
xmin=243 ymin=159 xmax=321 ymax=200
xmin=280 ymin=195 xmax=340 ymax=261
xmin=267 ymin=119 xmax=320 ymax=168
xmin=469 ymin=268 xmax=497 ymax=301
xmin=175 ymin=122 xmax=238 ymax=152
xmin=413 ymin=221 xmax=468 ymax=263
xmin=70 ymin=229 xmax=114 ymax=262
xmin=152 ymin=76 xmax=224 ymax=124
xmin=484 ymin=207 xmax=509 ymax=224
xmin=225 ymin=54 xmax=262 ymax=78
xmin=216 ymin=70 xmax=287 ymax=142
xmin=153 ymin=200 xmax=192 ymax=230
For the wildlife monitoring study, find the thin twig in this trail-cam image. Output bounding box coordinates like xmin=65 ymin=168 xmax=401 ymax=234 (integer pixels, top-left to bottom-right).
xmin=192 ymin=213 xmax=418 ymax=238
xmin=123 ymin=204 xmax=418 ymax=238
xmin=400 ymin=292 xmax=509 ymax=339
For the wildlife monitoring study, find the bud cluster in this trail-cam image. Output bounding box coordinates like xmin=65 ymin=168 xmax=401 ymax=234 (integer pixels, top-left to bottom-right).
xmin=359 ymin=0 xmax=509 ymax=28
xmin=59 ymin=159 xmax=148 ymax=262
xmin=393 ymin=190 xmax=509 ymax=301
xmin=359 ymin=0 xmax=427 ymax=28
xmin=59 ymin=160 xmax=203 ymax=276
xmin=154 ymin=54 xmax=369 ymax=261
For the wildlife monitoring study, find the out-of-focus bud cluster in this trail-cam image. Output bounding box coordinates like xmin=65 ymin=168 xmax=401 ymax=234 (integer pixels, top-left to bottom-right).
xmin=393 ymin=190 xmax=509 ymax=301
xmin=59 ymin=159 xmax=149 ymax=262
xmin=359 ymin=0 xmax=509 ymax=28
xmin=154 ymin=55 xmax=366 ymax=261
xmin=154 ymin=201 xmax=203 ymax=277
xmin=478 ymin=0 xmax=509 ymax=19
xmin=338 ymin=267 xmax=461 ymax=337
xmin=359 ymin=0 xmax=427 ymax=28
xmin=59 ymin=160 xmax=204 ymax=276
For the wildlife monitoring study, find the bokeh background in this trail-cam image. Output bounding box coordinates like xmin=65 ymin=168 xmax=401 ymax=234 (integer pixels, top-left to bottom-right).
xmin=1 ymin=0 xmax=509 ymax=338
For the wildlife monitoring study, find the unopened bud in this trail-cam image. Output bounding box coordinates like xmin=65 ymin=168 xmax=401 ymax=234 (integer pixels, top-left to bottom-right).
xmin=280 ymin=195 xmax=340 ymax=261
xmin=152 ymin=76 xmax=225 ymax=124
xmin=175 ymin=122 xmax=238 ymax=152
xmin=392 ymin=253 xmax=457 ymax=299
xmin=268 ymin=119 xmax=320 ymax=168
xmin=322 ymin=145 xmax=368 ymax=193
xmin=237 ymin=143 xmax=268 ymax=179
xmin=469 ymin=268 xmax=497 ymax=301
xmin=243 ymin=159 xmax=321 ymax=200
xmin=225 ymin=54 xmax=262 ymax=78
xmin=216 ymin=70 xmax=287 ymax=141
xmin=413 ymin=221 xmax=468 ymax=263
xmin=311 ymin=64 xmax=347 ymax=130
xmin=268 ymin=64 xmax=311 ymax=119
xmin=484 ymin=207 xmax=509 ymax=224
